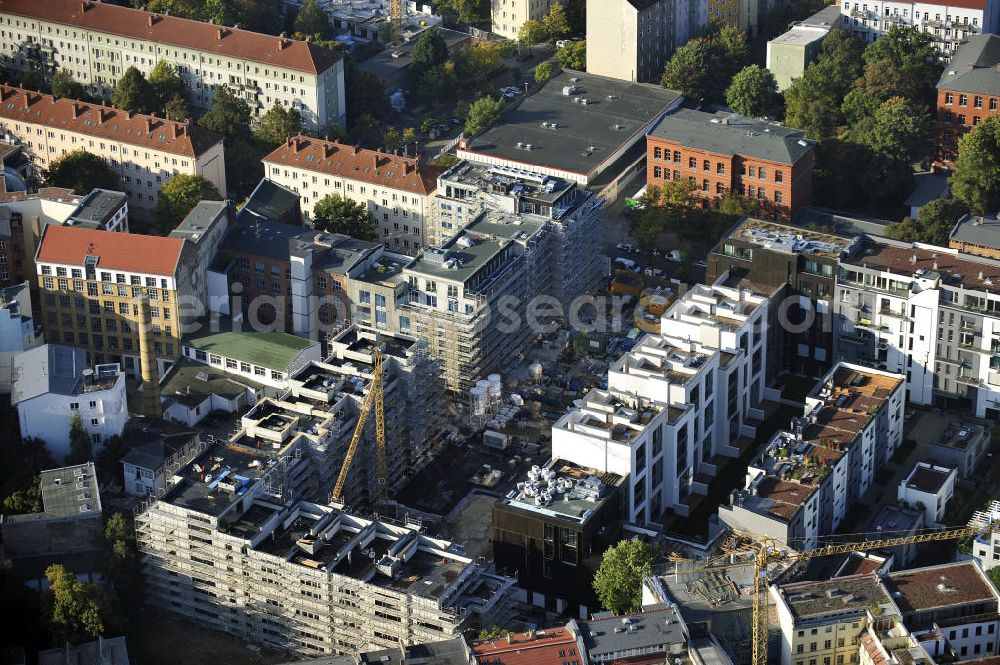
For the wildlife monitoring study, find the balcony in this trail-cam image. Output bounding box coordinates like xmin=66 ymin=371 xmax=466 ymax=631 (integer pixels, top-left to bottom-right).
xmin=956 ymin=373 xmax=980 ymax=387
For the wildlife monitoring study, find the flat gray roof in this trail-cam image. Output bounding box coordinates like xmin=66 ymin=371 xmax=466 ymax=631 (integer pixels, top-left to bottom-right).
xmin=68 ymin=189 xmax=127 ymax=228
xmin=460 ymin=69 xmax=680 ymax=179
xmin=649 ymin=109 xmax=813 ymax=165
xmin=577 ymin=604 xmax=686 ymax=658
xmin=950 ymin=213 xmax=1000 ymax=249
xmin=169 ymin=200 xmax=229 ymax=243
xmin=161 ymin=356 xmax=262 ymax=409
xmin=905 ymin=173 xmax=950 ymax=209
xmin=779 ymin=575 xmax=890 ymax=621
xmin=6 ymin=462 xmax=102 ymax=523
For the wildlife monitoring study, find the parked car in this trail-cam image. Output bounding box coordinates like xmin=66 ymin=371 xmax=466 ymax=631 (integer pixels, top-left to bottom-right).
xmin=694 ymin=260 xmax=707 ymax=269
xmin=664 ymin=250 xmax=681 ymax=262
xmin=614 ymin=257 xmax=639 ymax=272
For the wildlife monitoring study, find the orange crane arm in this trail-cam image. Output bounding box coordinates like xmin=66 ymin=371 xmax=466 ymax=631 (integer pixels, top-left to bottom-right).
xmin=331 ymin=351 xmax=384 ymax=504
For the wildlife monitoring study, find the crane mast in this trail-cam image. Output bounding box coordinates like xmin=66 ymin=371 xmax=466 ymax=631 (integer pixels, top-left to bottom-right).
xmin=331 ymin=350 xmax=387 ymax=507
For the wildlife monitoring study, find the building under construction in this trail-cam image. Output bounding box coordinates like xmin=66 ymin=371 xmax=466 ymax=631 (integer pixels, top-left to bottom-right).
xmin=134 ymin=443 xmax=513 ymax=657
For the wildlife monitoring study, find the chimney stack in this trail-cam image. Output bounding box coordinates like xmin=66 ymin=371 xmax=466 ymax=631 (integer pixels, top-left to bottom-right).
xmin=137 ymin=295 xmax=162 ymax=419
xmin=72 ymin=102 xmax=84 ymax=119
xmin=323 ymin=143 xmax=336 ymax=159
xmin=173 ymin=123 xmax=182 ymax=139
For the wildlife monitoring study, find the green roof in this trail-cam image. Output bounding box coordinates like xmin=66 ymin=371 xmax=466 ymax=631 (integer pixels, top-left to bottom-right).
xmin=183 ymin=327 xmax=317 ymax=372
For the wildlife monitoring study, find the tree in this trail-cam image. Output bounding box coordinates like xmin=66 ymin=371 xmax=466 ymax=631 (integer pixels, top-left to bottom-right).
xmin=2 ymin=480 xmax=42 ymax=515
xmin=155 ymin=174 xmax=222 ymax=232
xmin=861 ymin=25 xmax=941 ymax=104
xmin=715 ymin=26 xmax=749 ymax=78
xmin=312 ymin=194 xmax=377 ymax=240
xmin=45 ymin=564 xmax=107 ymax=645
xmin=534 ymin=60 xmax=554 ymax=83
xmin=518 ymin=19 xmax=546 ymax=45
xmin=593 ymin=540 xmax=658 ymax=615
xmin=464 ymin=95 xmax=504 ymax=135
xmin=51 ymin=70 xmax=86 ymax=100
xmin=382 ymin=126 xmax=402 ymax=152
xmin=478 ymin=626 xmax=509 ymax=640
xmin=417 ymin=63 xmax=458 ymax=105
xmin=542 ymin=1 xmax=571 ymax=40
xmin=660 ymin=40 xmax=716 ymax=100
xmin=411 ymin=28 xmax=449 ymax=75
xmin=345 ymin=60 xmax=390 ymax=125
xmin=456 ymin=41 xmax=504 ymax=80
xmin=67 ymin=416 xmax=91 ymax=466
xmin=44 ymin=150 xmax=119 ymax=193
xmin=294 ymin=0 xmax=332 ymax=39
xmin=420 ymin=116 xmax=437 ymax=134
xmin=103 ymin=513 xmax=138 ymax=586
xmin=164 ymin=94 xmax=190 ymax=121
xmin=19 ymin=69 xmax=43 ymax=91
xmin=198 ymin=85 xmax=252 ymax=140
xmin=254 ymin=103 xmax=303 ymax=149
xmin=402 ymin=127 xmax=417 ymax=143
xmin=842 ymin=58 xmax=922 ymax=130
xmin=857 ymin=96 xmax=931 ymax=165
xmin=885 ymin=198 xmax=969 ymax=246
xmin=225 ymin=137 xmax=266 ymax=201
xmin=148 ymin=60 xmax=186 ymax=110
xmin=784 ymin=32 xmax=864 ymax=140
xmin=202 ymin=0 xmax=239 ymax=26
xmin=951 ymin=117 xmax=1000 ymax=216
xmin=110 ymin=66 xmax=155 ymax=114
xmin=726 ymin=65 xmax=779 ymax=118
xmin=556 ymin=40 xmax=586 ymax=70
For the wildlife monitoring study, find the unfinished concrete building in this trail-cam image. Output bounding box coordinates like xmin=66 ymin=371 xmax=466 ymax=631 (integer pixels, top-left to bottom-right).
xmin=135 ymin=441 xmax=514 ymax=657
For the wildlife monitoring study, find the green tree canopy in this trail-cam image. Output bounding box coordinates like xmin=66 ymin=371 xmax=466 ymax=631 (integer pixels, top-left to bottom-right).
xmin=198 ymin=85 xmax=252 ymax=140
xmin=294 ymin=0 xmax=332 ymax=39
xmin=417 ymin=63 xmax=458 ymax=105
xmin=164 ymin=94 xmax=190 ymax=121
xmin=44 ymin=150 xmax=119 ymax=193
xmin=346 ymin=59 xmax=390 ymax=125
xmin=67 ymin=415 xmax=92 ymax=465
xmin=660 ymin=40 xmax=716 ymax=100
xmin=434 ymin=0 xmax=490 ymax=24
xmin=411 ymin=28 xmax=449 ymax=75
xmin=784 ymin=30 xmax=864 ymax=140
xmin=556 ymin=40 xmax=586 ymax=70
xmin=593 ymin=540 xmax=659 ymax=615
xmin=19 ymin=69 xmax=43 ymax=91
xmin=382 ymin=126 xmax=402 ymax=152
xmin=148 ymin=60 xmax=187 ymax=111
xmin=202 ymin=0 xmax=239 ymax=25
xmin=862 ymin=25 xmax=941 ymax=103
xmin=534 ymin=60 xmax=554 ymax=83
xmin=726 ymin=64 xmax=779 ymax=117
xmin=856 ymin=96 xmax=931 ymax=165
xmin=154 ymin=174 xmax=222 ymax=233
xmin=543 ymin=1 xmax=572 ymax=40
xmin=312 ymin=194 xmax=376 ymax=240
xmin=456 ymin=41 xmax=505 ymax=80
xmin=885 ymin=198 xmax=969 ymax=246
xmin=51 ymin=70 xmax=86 ymax=100
xmin=2 ymin=479 xmax=42 ymax=515
xmin=45 ymin=564 xmax=107 ymax=645
xmin=110 ymin=66 xmax=155 ymax=114
xmin=951 ymin=116 xmax=1000 ymax=215
xmin=464 ymin=95 xmax=504 ymax=135
xmin=518 ymin=19 xmax=547 ymax=45
xmin=254 ymin=103 xmax=303 ymax=149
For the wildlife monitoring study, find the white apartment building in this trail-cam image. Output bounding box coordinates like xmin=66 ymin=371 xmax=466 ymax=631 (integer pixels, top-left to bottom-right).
xmin=898 ymin=461 xmax=957 ymax=526
xmin=492 ymin=0 xmax=558 ymax=39
xmin=836 ymin=237 xmax=1000 ymax=418
xmin=971 ymin=500 xmax=1000 ymax=572
xmin=135 ymin=440 xmax=514 ymax=657
xmin=0 ymin=86 xmax=226 ymax=218
xmin=11 ymin=344 xmax=127 ymax=459
xmin=264 ymin=136 xmax=441 ymax=256
xmin=719 ymin=362 xmax=905 ymax=550
xmin=839 ymin=0 xmax=1000 ymax=56
xmin=552 ymin=277 xmax=770 ymax=525
xmin=586 ymin=0 xmax=676 ymax=84
xmin=0 ymin=281 xmax=39 ymax=393
xmin=0 ymin=0 xmax=347 ymax=130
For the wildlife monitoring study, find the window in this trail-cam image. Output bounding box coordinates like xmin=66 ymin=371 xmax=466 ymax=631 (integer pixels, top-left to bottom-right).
xmin=945 ymin=92 xmax=954 ymax=104
xmin=959 ymin=94 xmax=968 ymax=106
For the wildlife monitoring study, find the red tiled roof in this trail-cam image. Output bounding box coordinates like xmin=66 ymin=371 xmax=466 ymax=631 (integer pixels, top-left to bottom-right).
xmin=0 ymin=187 xmax=77 ymax=203
xmin=37 ymin=225 xmax=184 ymax=276
xmin=0 ymin=0 xmax=342 ymax=75
xmin=263 ymin=135 xmax=444 ymax=196
xmin=0 ymin=86 xmax=222 ymax=157
xmin=472 ymin=626 xmax=581 ymax=665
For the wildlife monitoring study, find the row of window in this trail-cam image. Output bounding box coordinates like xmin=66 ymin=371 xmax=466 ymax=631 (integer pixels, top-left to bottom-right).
xmin=651 ymin=168 xmax=786 ymax=203
xmin=943 ymin=93 xmax=998 ymax=110
xmin=651 ymin=148 xmax=786 ymax=181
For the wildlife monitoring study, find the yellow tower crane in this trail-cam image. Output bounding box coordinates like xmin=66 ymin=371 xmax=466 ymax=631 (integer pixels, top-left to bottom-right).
xmin=331 ymin=350 xmax=387 ymax=508
xmin=389 ymin=0 xmax=403 ymax=43
xmin=741 ymin=526 xmax=981 ymax=665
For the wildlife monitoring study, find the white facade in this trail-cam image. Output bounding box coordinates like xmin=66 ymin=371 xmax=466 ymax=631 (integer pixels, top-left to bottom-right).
xmin=839 ymin=0 xmax=1000 ymax=56
xmin=586 ymin=0 xmax=675 ymax=83
xmin=898 ymin=461 xmax=957 ymax=526
xmin=492 ymin=0 xmax=558 ymax=39
xmin=972 ymin=500 xmax=1000 ymax=572
xmin=0 ymin=281 xmax=39 ymax=394
xmin=552 ymin=278 xmax=769 ymax=525
xmin=180 ymin=335 xmax=322 ymax=396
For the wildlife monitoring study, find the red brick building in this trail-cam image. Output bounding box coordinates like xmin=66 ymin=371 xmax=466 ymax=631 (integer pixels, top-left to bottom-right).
xmin=646 ymin=109 xmax=815 ymax=219
xmin=936 ymin=34 xmax=1000 ymax=164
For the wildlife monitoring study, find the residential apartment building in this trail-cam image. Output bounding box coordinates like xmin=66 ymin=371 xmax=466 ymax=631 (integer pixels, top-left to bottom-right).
xmin=0 ymin=0 xmax=347 ymax=131
xmin=553 ymin=276 xmax=771 ymax=526
xmin=11 ymin=344 xmax=127 ymax=458
xmin=950 ymin=213 xmax=1000 ymax=260
xmin=0 ymin=280 xmax=38 ymax=393
xmin=719 ymin=363 xmax=905 ymax=550
xmin=429 ymin=160 xmax=604 ymax=299
xmin=646 ymin=109 xmax=815 ymax=219
xmin=0 ymin=86 xmax=225 ymax=218
xmin=835 ymin=236 xmax=1000 ymax=418
xmin=0 ymin=187 xmax=128 ymax=289
xmin=707 ymin=217 xmax=861 ymax=377
xmin=35 ymin=226 xmax=190 ymax=375
xmin=263 ymin=136 xmax=443 ymax=256
xmin=491 ymin=0 xmax=558 ymax=39
xmin=492 ymin=459 xmax=624 ymax=618
xmin=586 ymin=0 xmax=675 ymax=83
xmin=135 ymin=441 xmax=514 ymax=657
xmin=839 ymin=0 xmax=1000 ymax=56
xmin=935 ymin=35 xmax=1000 ymax=163
xmin=971 ymin=500 xmax=1000 ymax=572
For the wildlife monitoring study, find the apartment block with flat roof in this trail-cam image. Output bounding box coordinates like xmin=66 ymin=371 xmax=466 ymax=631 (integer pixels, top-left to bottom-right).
xmin=586 ymin=0 xmax=675 ymax=84
xmin=263 ymin=136 xmax=443 ymax=256
xmin=0 ymin=0 xmax=346 ymax=130
xmin=0 ymin=86 xmax=225 ymax=218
